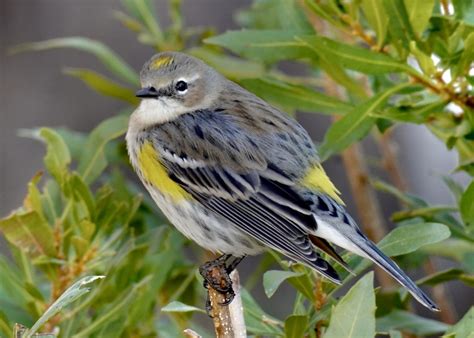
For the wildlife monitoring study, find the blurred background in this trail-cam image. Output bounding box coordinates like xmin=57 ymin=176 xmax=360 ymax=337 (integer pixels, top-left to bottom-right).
xmin=1 ymin=0 xmax=471 ymax=325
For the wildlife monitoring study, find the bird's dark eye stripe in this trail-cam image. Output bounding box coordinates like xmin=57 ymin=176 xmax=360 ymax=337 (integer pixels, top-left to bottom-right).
xmin=175 ymin=80 xmax=188 ymax=92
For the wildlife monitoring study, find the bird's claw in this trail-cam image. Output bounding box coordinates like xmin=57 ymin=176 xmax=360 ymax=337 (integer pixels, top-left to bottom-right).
xmin=199 ymin=255 xmax=236 ymax=316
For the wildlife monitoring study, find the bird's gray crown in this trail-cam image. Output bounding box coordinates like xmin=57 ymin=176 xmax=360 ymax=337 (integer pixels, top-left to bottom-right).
xmin=140 ymin=51 xmax=210 ymax=84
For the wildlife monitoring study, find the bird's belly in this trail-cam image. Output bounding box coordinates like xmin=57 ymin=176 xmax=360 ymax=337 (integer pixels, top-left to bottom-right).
xmin=147 ymin=188 xmax=263 ymax=256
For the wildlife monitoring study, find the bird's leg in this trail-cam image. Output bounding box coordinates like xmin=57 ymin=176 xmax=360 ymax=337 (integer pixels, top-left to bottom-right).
xmin=225 ymin=255 xmax=246 ymax=274
xmin=199 ymin=254 xmax=246 ymax=313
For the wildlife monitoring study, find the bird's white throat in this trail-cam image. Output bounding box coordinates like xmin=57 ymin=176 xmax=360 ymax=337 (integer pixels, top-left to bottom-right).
xmin=131 ymin=98 xmax=185 ymax=129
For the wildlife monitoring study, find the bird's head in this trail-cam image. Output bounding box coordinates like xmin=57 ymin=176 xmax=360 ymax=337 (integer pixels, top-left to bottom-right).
xmin=133 ymin=52 xmax=222 ymax=127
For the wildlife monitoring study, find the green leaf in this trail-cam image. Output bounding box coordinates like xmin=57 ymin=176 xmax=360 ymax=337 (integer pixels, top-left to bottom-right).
xmin=298 ymin=35 xmax=407 ymax=74
xmin=54 ymin=128 xmax=87 ymax=160
xmin=161 ymin=301 xmax=205 ymax=314
xmin=263 ymin=270 xmax=303 ymax=298
xmin=377 ymin=310 xmax=450 ymax=336
xmin=382 ymin=0 xmax=415 ymax=48
xmin=78 ymin=114 xmax=129 ymax=184
xmin=11 ymin=37 xmax=139 ymax=85
xmin=238 ymin=0 xmax=313 ymax=33
xmin=241 ymin=289 xmax=284 ymax=336
xmin=24 ymin=276 xmax=105 ymax=338
xmin=284 ymin=315 xmax=308 ymax=338
xmin=373 ymin=100 xmax=447 ymax=124
xmin=403 ymin=0 xmax=435 ymax=37
xmin=187 ymin=47 xmax=265 ymax=80
xmin=122 ymin=0 xmax=163 ymax=47
xmin=304 ymin=0 xmax=346 ymax=28
xmin=71 ymin=235 xmax=89 ymax=258
xmin=442 ymin=175 xmax=465 ymax=203
xmin=37 ymin=128 xmax=71 ymax=184
xmin=204 ymin=30 xmax=313 ymax=63
xmin=64 ymin=68 xmax=139 ymax=105
xmin=24 ymin=173 xmax=45 ymax=218
xmin=240 ymin=77 xmax=353 ymax=115
xmin=422 ymin=239 xmax=474 ymax=262
xmin=325 ymin=272 xmax=376 ymax=338
xmin=373 ymin=179 xmax=428 ymax=207
xmin=0 ymin=312 xmax=11 ymax=338
xmin=460 ymin=180 xmax=474 ymax=226
xmin=443 ymin=307 xmax=474 ymax=338
xmin=417 ymin=268 xmax=472 ymax=286
xmin=70 ymin=276 xmax=151 ymax=338
xmin=361 ymin=0 xmax=389 ymax=48
xmin=65 ymin=173 xmax=96 ymax=218
xmin=452 ymin=0 xmax=474 ymax=21
xmin=319 ymin=83 xmax=411 ymax=160
xmin=274 ymin=0 xmax=314 ymax=33
xmin=378 ymin=222 xmax=451 ymax=257
xmin=409 ymin=41 xmax=436 ymax=75
xmin=0 ymin=211 xmax=55 ymax=257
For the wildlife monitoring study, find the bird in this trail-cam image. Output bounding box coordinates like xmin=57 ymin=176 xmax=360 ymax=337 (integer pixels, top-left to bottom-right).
xmin=126 ymin=51 xmax=439 ymax=312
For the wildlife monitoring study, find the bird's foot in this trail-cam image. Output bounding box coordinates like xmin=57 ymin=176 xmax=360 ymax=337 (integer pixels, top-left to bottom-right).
xmin=200 ymin=254 xmax=242 ymax=316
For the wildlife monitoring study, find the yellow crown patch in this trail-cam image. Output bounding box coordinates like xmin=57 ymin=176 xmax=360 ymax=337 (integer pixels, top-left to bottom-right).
xmin=150 ymin=56 xmax=174 ymax=70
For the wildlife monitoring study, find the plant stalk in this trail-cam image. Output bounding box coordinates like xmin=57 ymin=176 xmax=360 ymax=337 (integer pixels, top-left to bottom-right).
xmin=207 ymin=270 xmax=246 ymax=338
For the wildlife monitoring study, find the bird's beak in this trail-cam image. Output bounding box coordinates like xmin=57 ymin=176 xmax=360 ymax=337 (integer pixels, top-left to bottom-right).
xmin=136 ymin=86 xmax=159 ymax=98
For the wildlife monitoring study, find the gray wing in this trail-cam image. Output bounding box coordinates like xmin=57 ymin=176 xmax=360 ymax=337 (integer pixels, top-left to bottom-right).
xmin=148 ymin=108 xmax=341 ymax=283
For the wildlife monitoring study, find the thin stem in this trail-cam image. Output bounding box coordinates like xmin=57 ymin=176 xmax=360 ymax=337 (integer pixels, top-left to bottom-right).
xmin=207 ymin=270 xmax=246 ymax=338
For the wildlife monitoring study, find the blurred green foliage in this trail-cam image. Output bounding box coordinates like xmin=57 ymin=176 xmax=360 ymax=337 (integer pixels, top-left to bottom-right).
xmin=2 ymin=0 xmax=473 ymax=337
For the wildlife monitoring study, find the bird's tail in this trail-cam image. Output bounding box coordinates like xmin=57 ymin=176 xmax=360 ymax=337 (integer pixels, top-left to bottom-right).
xmin=356 ymin=238 xmax=440 ymax=312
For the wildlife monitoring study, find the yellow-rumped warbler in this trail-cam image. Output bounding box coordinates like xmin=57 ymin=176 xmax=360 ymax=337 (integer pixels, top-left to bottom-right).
xmin=126 ymin=51 xmax=439 ymax=311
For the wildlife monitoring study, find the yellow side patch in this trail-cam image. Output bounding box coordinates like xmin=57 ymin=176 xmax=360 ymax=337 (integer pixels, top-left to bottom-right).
xmin=138 ymin=142 xmax=191 ymax=201
xmin=302 ymin=164 xmax=345 ymax=205
xmin=150 ymin=56 xmax=174 ymax=70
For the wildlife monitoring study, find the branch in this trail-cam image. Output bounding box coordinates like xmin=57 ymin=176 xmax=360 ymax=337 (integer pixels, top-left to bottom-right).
xmin=207 ymin=270 xmax=246 ymax=338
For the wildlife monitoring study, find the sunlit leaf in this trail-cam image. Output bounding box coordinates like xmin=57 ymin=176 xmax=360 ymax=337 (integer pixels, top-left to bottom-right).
xmin=24 ymin=276 xmax=105 ymax=338
xmin=409 ymin=41 xmax=436 ymax=75
xmin=403 ymin=0 xmax=435 ymax=37
xmin=378 ymin=222 xmax=450 ymax=257
xmin=205 ymin=30 xmax=313 ymax=63
xmin=78 ymin=114 xmax=129 ymax=184
xmin=382 ymin=0 xmax=415 ymax=49
xmin=372 ymin=100 xmax=447 ymax=124
xmin=64 ymin=68 xmax=139 ymax=105
xmin=319 ymin=83 xmax=411 ymax=160
xmin=325 ymin=272 xmax=376 ymax=338
xmin=297 ymin=35 xmax=408 ymax=74
xmin=188 ymin=47 xmax=265 ymax=80
xmin=0 ymin=211 xmax=55 ymax=257
xmin=284 ymin=315 xmax=308 ymax=338
xmin=240 ymin=77 xmax=353 ymax=115
xmin=263 ymin=270 xmax=303 ymax=298
xmin=24 ymin=128 xmax=71 ymax=184
xmin=361 ymin=0 xmax=389 ymax=48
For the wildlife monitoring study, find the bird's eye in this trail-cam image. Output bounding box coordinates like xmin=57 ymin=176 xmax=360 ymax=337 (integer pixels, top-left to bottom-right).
xmin=175 ymin=80 xmax=188 ymax=92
